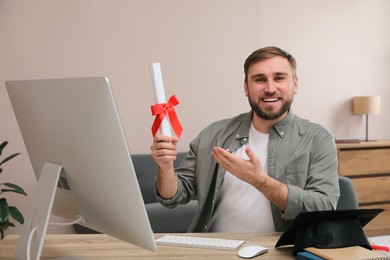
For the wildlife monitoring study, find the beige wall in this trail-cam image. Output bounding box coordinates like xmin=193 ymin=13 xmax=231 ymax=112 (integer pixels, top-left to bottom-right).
xmin=1 ymin=0 xmax=389 ymax=235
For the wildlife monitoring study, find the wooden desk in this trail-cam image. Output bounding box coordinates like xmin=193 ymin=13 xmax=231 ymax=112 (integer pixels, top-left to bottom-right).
xmin=336 ymin=140 xmax=390 ymax=236
xmin=0 ymin=233 xmax=294 ymax=259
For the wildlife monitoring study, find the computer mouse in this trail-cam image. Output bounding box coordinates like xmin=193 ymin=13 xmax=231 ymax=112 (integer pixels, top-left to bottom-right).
xmin=237 ymin=245 xmax=269 ymax=258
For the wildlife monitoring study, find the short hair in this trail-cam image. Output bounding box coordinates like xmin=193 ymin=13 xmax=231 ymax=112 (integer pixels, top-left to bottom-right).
xmin=244 ymin=46 xmax=297 ymax=83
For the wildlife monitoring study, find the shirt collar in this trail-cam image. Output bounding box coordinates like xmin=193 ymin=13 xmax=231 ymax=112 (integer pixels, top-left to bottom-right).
xmin=272 ymin=110 xmax=293 ymax=138
xmin=235 ymin=111 xmax=252 ymax=141
xmin=235 ymin=110 xmax=293 ymax=140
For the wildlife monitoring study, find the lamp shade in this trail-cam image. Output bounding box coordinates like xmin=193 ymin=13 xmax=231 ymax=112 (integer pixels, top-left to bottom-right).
xmin=352 ymin=96 xmax=381 ymax=115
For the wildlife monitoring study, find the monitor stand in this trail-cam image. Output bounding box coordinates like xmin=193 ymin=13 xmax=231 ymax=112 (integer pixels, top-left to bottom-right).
xmin=14 ymin=162 xmax=86 ymax=260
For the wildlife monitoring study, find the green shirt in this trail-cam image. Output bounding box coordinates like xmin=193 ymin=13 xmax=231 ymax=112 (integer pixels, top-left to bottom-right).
xmin=156 ymin=110 xmax=339 ymax=232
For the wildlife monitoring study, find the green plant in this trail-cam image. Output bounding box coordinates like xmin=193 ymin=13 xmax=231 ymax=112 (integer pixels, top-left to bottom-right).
xmin=0 ymin=141 xmax=27 ymax=239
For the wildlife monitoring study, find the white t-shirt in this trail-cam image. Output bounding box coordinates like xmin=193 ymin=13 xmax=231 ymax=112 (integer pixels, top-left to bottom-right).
xmin=209 ymin=123 xmax=275 ymax=232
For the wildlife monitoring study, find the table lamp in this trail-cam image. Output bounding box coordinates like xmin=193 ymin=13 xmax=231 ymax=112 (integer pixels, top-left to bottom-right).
xmin=352 ymin=96 xmax=381 ymax=141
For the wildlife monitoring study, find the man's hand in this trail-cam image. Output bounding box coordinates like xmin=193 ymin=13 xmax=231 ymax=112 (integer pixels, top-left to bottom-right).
xmin=211 ymin=146 xmax=288 ymax=211
xmin=211 ymin=146 xmax=266 ymax=187
xmin=150 ymin=134 xmax=179 ymax=199
xmin=151 ymin=134 xmax=179 ymax=170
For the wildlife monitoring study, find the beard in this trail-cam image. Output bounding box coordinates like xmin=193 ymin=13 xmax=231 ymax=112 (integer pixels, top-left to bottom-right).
xmin=248 ymin=95 xmax=293 ymax=121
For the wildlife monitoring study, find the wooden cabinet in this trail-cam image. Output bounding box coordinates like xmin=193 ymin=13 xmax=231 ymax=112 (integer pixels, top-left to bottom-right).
xmin=337 ymin=140 xmax=390 ymax=236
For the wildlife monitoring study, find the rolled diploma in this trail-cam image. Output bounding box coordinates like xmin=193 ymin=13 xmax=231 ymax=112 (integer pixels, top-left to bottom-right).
xmin=150 ymin=63 xmax=172 ymax=137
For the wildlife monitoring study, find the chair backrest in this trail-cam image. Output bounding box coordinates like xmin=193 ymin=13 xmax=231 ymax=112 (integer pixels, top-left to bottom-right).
xmin=337 ymin=176 xmax=359 ymax=210
xmin=132 ymin=152 xmax=187 ymax=204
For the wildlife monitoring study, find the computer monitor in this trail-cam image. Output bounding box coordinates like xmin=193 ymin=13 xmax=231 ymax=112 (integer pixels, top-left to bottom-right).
xmin=6 ymin=77 xmax=157 ymax=259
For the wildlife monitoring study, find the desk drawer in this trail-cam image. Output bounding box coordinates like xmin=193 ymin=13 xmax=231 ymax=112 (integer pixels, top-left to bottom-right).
xmin=353 ymin=176 xmax=390 ymax=204
xmin=338 ymin=148 xmax=390 ymax=176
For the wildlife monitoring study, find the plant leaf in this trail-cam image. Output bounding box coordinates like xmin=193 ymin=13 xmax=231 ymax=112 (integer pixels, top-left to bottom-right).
xmin=0 ymin=141 xmax=8 ymax=155
xmin=9 ymin=206 xmax=24 ymax=224
xmin=0 ymin=153 xmax=21 ymax=166
xmin=0 ymin=218 xmax=10 ymax=230
xmin=1 ymin=183 xmax=27 ymax=196
xmin=0 ymin=198 xmax=10 ymax=223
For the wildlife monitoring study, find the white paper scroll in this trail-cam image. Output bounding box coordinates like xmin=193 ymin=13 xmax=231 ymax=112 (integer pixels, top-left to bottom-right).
xmin=150 ymin=62 xmax=172 ymax=137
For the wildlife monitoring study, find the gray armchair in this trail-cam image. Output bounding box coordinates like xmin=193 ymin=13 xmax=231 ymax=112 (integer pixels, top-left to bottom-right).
xmin=133 ymin=152 xmax=197 ymax=233
xmin=337 ymin=176 xmax=359 ymax=210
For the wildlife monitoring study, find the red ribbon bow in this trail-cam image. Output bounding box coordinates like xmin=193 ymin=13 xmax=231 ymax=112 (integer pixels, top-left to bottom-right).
xmin=151 ymin=95 xmax=183 ymax=138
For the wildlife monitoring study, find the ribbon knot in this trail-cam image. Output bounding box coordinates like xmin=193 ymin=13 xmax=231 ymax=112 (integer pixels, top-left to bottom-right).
xmin=151 ymin=95 xmax=183 ymax=138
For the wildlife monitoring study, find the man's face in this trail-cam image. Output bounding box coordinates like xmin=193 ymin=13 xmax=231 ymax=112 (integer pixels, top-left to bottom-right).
xmin=244 ymin=56 xmax=298 ymax=121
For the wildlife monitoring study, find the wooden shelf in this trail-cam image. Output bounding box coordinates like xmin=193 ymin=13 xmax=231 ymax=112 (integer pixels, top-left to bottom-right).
xmin=337 ymin=140 xmax=390 ymax=236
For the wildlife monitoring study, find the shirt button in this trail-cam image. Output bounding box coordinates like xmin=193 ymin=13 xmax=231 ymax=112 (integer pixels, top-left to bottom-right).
xmin=243 ymin=138 xmax=247 ymax=142
xmin=236 ymin=134 xmax=240 ymax=138
xmin=281 ymin=132 xmax=284 ymax=136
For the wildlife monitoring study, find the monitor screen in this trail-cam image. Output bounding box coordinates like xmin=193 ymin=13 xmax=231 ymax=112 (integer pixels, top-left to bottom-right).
xmin=6 ymin=77 xmax=156 ymax=259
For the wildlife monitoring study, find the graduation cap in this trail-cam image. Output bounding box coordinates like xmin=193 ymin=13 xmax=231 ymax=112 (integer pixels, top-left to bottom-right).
xmin=275 ymin=208 xmax=384 ymax=255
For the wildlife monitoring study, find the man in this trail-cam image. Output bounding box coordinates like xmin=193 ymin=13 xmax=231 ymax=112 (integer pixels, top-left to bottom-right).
xmin=150 ymin=46 xmax=339 ymax=232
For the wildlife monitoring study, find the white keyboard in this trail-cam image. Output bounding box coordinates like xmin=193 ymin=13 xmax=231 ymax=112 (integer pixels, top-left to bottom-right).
xmin=156 ymin=235 xmax=245 ymax=251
